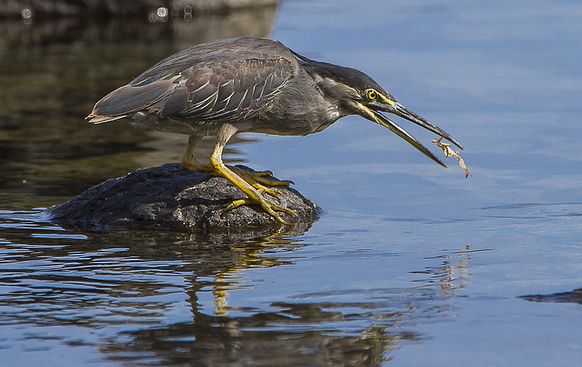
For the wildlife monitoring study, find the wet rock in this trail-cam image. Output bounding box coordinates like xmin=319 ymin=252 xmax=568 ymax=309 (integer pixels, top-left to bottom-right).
xmin=48 ymin=163 xmax=320 ymax=233
xmin=520 ymin=288 xmax=582 ymax=305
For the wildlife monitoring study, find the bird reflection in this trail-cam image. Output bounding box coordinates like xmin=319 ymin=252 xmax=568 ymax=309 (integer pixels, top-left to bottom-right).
xmin=203 ymin=225 xmax=306 ymax=317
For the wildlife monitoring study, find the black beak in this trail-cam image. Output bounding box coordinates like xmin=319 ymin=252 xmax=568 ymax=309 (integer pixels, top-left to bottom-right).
xmin=370 ymin=109 xmax=448 ymax=168
xmin=371 ymin=101 xmax=463 ymax=150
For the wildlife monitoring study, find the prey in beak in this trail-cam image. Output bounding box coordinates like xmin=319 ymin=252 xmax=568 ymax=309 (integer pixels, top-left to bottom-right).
xmin=353 ymin=88 xmax=463 ymax=169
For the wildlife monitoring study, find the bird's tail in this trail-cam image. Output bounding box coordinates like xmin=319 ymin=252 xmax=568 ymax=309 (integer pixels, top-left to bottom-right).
xmin=86 ymin=80 xmax=175 ymax=124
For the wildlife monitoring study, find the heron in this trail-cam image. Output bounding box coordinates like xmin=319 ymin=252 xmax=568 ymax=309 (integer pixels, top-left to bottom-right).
xmin=88 ymin=37 xmax=463 ymax=224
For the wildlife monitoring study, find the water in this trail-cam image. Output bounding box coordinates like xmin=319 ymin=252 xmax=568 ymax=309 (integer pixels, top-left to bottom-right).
xmin=1 ymin=0 xmax=582 ymax=365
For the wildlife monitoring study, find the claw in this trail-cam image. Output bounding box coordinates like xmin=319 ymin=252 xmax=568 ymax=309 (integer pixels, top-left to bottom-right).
xmin=229 ymin=166 xmax=293 ymax=200
xmin=231 ymin=166 xmax=293 ymax=188
xmin=254 ymin=185 xmax=281 ymax=197
xmin=224 ymin=199 xmax=250 ymax=212
xmin=252 ymin=175 xmax=294 ymax=187
xmin=254 ymin=170 xmax=273 ymax=177
xmin=223 ymin=197 xmax=297 ymax=224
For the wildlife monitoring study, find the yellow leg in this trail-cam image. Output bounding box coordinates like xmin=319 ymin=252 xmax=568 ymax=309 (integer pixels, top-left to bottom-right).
xmin=210 ymin=124 xmax=297 ymax=224
xmin=181 ymin=135 xmax=210 ymax=171
xmin=180 ymin=135 xmax=291 ymax=193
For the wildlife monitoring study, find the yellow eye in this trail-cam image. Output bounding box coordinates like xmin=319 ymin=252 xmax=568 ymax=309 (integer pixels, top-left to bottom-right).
xmin=366 ymin=89 xmax=377 ymax=101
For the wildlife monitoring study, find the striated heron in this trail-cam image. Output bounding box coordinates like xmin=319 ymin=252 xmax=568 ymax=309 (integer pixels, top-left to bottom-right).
xmin=88 ymin=37 xmax=463 ymax=224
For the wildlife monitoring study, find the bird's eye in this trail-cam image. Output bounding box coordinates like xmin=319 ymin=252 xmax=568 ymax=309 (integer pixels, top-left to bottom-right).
xmin=366 ymin=89 xmax=378 ymax=101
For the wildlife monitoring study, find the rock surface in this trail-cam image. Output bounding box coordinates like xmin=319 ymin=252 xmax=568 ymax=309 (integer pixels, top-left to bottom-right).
xmin=520 ymin=288 xmax=582 ymax=305
xmin=48 ymin=163 xmax=320 ymax=233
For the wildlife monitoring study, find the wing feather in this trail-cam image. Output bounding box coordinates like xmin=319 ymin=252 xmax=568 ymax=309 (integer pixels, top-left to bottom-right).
xmin=166 ymin=58 xmax=294 ymax=123
xmin=87 ymin=39 xmax=297 ymax=126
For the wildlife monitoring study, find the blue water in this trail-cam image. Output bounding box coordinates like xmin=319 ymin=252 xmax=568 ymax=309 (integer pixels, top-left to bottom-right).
xmin=1 ymin=0 xmax=582 ymax=365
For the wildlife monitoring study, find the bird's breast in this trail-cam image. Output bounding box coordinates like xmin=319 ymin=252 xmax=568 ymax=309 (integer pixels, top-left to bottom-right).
xmin=247 ymin=103 xmax=340 ymax=136
xmin=247 ymin=80 xmax=341 ymax=136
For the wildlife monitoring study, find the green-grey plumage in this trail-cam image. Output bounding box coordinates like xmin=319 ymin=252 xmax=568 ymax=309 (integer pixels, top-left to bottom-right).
xmin=90 ymin=38 xmax=297 ymax=127
xmin=293 ymin=50 xmax=394 ymax=101
xmin=170 ymin=58 xmax=293 ymax=122
xmin=88 ymin=36 xmax=462 ymax=167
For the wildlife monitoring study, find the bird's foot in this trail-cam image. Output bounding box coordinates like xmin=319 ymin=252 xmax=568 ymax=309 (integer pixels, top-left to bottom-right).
xmin=230 ymin=166 xmax=294 ymax=197
xmin=183 ymin=155 xmax=297 ymax=223
xmin=220 ymin=167 xmax=297 ymax=223
xmin=181 ymin=161 xmax=294 ymax=196
xmin=224 ymin=196 xmax=298 ymax=224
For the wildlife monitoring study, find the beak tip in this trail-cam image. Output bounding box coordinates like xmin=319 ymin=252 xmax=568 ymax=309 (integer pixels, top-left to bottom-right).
xmin=393 ymin=103 xmax=464 ymax=150
xmin=452 ymin=140 xmax=464 ymax=151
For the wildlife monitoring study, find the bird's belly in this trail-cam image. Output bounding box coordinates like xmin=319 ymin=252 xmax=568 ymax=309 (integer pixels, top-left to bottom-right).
xmin=125 ymin=107 xmax=340 ymax=137
xmin=248 ymin=109 xmax=340 ymax=136
xmin=128 ymin=113 xmax=222 ymax=136
xmin=247 ymin=119 xmax=333 ymax=136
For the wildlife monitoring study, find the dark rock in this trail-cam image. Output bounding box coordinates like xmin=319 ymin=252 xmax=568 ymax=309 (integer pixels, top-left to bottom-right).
xmin=520 ymin=288 xmax=582 ymax=305
xmin=47 ymin=163 xmax=320 ymax=233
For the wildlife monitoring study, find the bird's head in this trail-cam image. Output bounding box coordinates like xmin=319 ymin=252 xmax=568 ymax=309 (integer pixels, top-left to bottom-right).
xmin=308 ymin=62 xmax=463 ymax=168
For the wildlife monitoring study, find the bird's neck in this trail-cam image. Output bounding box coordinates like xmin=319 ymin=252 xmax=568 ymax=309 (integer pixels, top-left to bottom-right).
xmin=300 ymin=62 xmax=356 ymax=118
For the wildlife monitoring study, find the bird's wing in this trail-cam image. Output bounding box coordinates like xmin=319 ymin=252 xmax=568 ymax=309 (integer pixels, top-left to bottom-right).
xmin=88 ymin=57 xmax=294 ymax=125
xmin=161 ymin=58 xmax=294 ymax=123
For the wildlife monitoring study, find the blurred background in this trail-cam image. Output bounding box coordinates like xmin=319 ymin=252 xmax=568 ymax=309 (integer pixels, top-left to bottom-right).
xmin=0 ymin=0 xmax=281 ymax=209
